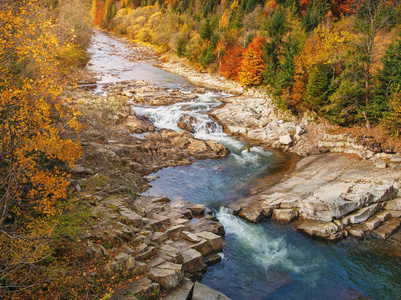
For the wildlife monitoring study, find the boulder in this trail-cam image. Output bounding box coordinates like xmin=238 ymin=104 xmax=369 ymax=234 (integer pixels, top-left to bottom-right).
xmin=272 ymin=209 xmax=299 ymax=223
xmin=191 ymin=239 xmax=213 ymax=257
xmin=181 ymin=231 xmax=201 ymax=243
xmin=279 ymin=134 xmax=292 ymax=145
xmin=296 ymin=219 xmax=343 ymax=240
xmin=348 ymin=224 xmax=369 ymax=238
xmin=385 ymin=198 xmax=401 ymax=211
xmin=182 ymin=248 xmax=205 ymax=273
xmin=372 ymin=218 xmax=401 ymax=239
xmin=159 ymin=244 xmax=183 ymax=264
xmin=147 ymin=262 xmax=183 ymax=290
xmin=196 ymin=231 xmax=223 ymax=252
xmin=239 ymin=207 xmax=265 ymax=223
xmin=163 ymin=279 xmax=194 ymax=300
xmin=192 ymin=282 xmax=231 ymax=300
xmin=342 ymin=203 xmax=381 ymax=225
xmin=124 ymin=277 xmax=159 ymax=299
xmin=195 ymin=218 xmax=225 ymax=236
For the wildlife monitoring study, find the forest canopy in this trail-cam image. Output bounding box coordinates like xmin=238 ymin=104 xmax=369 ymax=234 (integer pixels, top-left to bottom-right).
xmin=96 ymin=0 xmax=401 ymax=133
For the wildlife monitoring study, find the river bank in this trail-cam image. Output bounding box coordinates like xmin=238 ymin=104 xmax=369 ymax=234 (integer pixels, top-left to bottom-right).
xmin=66 ymin=30 xmax=401 ymax=299
xmin=158 ymin=53 xmax=401 ymax=242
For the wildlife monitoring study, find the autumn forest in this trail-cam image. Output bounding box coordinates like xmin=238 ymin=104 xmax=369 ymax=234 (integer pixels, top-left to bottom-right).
xmin=94 ymin=0 xmax=401 ymax=132
xmin=2 ymin=0 xmax=401 ymax=298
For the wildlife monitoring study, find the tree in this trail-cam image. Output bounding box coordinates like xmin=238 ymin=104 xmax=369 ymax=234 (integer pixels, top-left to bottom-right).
xmin=354 ymin=0 xmax=396 ymax=128
xmin=219 ymin=43 xmax=244 ymax=80
xmin=238 ymin=37 xmax=266 ymax=86
xmin=0 ymin=0 xmax=82 ymax=291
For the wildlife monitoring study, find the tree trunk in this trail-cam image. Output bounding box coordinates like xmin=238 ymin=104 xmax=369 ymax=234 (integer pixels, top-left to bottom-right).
xmin=362 ymin=110 xmax=372 ymax=130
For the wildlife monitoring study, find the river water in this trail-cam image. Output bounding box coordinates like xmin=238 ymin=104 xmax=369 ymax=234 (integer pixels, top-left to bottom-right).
xmin=87 ymin=31 xmax=401 ymax=300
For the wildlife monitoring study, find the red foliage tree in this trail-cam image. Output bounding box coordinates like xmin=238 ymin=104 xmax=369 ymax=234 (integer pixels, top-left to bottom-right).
xmin=332 ymin=0 xmax=357 ymax=17
xmin=219 ymin=43 xmax=244 ymax=80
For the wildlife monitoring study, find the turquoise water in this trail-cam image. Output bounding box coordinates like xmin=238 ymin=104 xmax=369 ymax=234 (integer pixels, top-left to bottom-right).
xmin=88 ymin=31 xmax=401 ymax=300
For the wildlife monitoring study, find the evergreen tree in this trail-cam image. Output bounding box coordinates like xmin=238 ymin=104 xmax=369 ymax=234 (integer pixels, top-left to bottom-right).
xmin=375 ymin=36 xmax=401 ymax=109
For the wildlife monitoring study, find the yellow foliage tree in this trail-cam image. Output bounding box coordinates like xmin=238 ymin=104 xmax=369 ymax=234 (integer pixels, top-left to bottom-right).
xmin=238 ymin=37 xmax=266 ymax=86
xmin=0 ymin=0 xmax=82 ymax=291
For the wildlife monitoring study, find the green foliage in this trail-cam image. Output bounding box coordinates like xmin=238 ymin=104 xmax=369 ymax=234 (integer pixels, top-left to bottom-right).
xmin=302 ymin=0 xmax=331 ymax=32
xmin=375 ymin=35 xmax=401 ymax=107
xmin=304 ymin=63 xmax=332 ymax=111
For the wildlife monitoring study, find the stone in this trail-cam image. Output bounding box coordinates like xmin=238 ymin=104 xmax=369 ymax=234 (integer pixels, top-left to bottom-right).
xmin=196 ymin=231 xmax=223 ymax=252
xmin=348 ymin=224 xmax=369 ymax=238
xmin=296 ymin=126 xmax=306 ymax=135
xmin=385 ymin=198 xmax=401 ymax=211
xmin=364 ymin=216 xmax=383 ymax=231
xmin=131 ymin=261 xmax=148 ymax=276
xmin=342 ymin=203 xmax=381 ymax=225
xmin=182 ymin=248 xmax=205 ymax=273
xmin=195 ymin=218 xmax=225 ymax=236
xmin=166 ymin=225 xmax=185 ymax=239
xmin=163 ymin=279 xmax=194 ymax=300
xmin=187 ymin=203 xmax=207 ymax=215
xmin=192 ymin=282 xmax=231 ymax=300
xmin=172 ymin=218 xmax=194 ymax=231
xmin=147 ymin=262 xmax=183 ymax=290
xmin=296 ymin=219 xmax=342 ymax=240
xmin=151 ymin=231 xmax=168 ymax=244
xmin=191 ymin=238 xmax=213 ymax=257
xmin=239 ymin=207 xmax=265 ymax=223
xmin=103 ymin=261 xmax=121 ymax=276
xmin=136 ymin=246 xmax=157 ymax=261
xmin=124 ymin=277 xmax=159 ymax=299
xmin=177 ymin=121 xmax=195 ymax=133
xmin=181 ymin=231 xmax=201 ymax=243
xmin=147 ymin=257 xmax=166 ymax=268
xmin=272 ymin=208 xmax=299 ymax=223
xmin=373 ymin=158 xmax=387 ymax=169
xmin=204 ymin=254 xmax=222 ymax=266
xmin=375 ymin=210 xmax=392 ymax=222
xmin=279 ymin=134 xmax=292 ymax=145
xmin=159 ymin=244 xmax=183 ymax=264
xmin=372 ymin=218 xmax=401 ymax=239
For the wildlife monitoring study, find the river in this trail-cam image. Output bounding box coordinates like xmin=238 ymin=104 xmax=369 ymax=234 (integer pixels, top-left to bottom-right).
xmin=86 ymin=31 xmax=401 ymax=300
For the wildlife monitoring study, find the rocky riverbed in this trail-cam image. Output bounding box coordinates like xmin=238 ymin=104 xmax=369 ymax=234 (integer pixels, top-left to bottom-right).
xmin=67 ymin=31 xmax=401 ymax=299
xmin=160 ymin=54 xmax=401 ymax=242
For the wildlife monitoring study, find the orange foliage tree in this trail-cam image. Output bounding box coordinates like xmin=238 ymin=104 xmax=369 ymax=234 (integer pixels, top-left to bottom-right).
xmin=0 ymin=0 xmax=82 ymax=291
xmin=219 ymin=43 xmax=244 ymax=80
xmin=238 ymin=37 xmax=266 ymax=87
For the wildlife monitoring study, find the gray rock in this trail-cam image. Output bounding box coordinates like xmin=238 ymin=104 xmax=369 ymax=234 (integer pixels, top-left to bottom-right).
xmin=159 ymin=244 xmax=183 ymax=264
xmin=166 ymin=225 xmax=185 ymax=239
xmin=204 ymin=254 xmax=222 ymax=266
xmin=151 ymin=231 xmax=168 ymax=244
xmin=272 ymin=208 xmax=299 ymax=223
xmin=372 ymin=218 xmax=401 ymax=239
xmin=296 ymin=219 xmax=342 ymax=240
xmin=279 ymin=134 xmax=293 ymax=145
xmin=124 ymin=277 xmax=159 ymax=299
xmin=181 ymin=231 xmax=201 ymax=243
xmin=163 ymin=279 xmax=194 ymax=300
xmin=385 ymin=198 xmax=401 ymax=211
xmin=239 ymin=207 xmax=265 ymax=223
xmin=182 ymin=248 xmax=205 ymax=273
xmin=147 ymin=262 xmax=183 ymax=290
xmin=191 ymin=238 xmax=213 ymax=257
xmin=342 ymin=203 xmax=381 ymax=225
xmin=192 ymin=281 xmax=231 ymax=300
xmin=196 ymin=231 xmax=223 ymax=252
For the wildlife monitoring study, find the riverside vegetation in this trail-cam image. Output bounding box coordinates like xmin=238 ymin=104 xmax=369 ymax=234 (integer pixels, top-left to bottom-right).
xmin=2 ymin=0 xmax=401 ymax=299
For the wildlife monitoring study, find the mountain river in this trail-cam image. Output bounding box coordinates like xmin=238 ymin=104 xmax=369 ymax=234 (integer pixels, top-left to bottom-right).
xmin=86 ymin=31 xmax=401 ymax=300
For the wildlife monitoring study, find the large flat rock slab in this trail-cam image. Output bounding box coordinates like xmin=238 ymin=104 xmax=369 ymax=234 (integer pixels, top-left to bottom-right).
xmin=232 ymin=153 xmax=401 ymax=230
xmin=192 ymin=282 xmax=231 ymax=300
